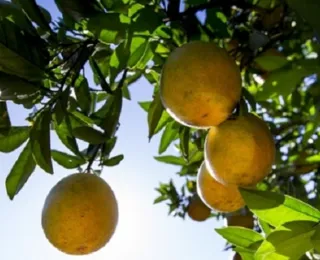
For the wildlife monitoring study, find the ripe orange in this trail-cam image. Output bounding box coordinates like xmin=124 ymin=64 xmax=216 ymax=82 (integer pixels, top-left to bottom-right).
xmin=197 ymin=162 xmax=245 ymax=213
xmin=205 ymin=113 xmax=275 ymax=187
xmin=187 ymin=195 xmax=211 ymax=222
xmin=42 ymin=173 xmax=118 ymax=255
xmin=160 ymin=41 xmax=242 ymax=128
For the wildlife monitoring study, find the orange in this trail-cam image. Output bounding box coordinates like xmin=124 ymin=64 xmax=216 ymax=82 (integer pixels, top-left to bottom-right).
xmin=205 ymin=113 xmax=275 ymax=187
xmin=225 ymin=211 xmax=255 ymax=229
xmin=232 ymin=252 xmax=242 ymax=260
xmin=41 ymin=173 xmax=118 ymax=255
xmin=160 ymin=41 xmax=242 ymax=128
xmin=197 ymin=162 xmax=245 ymax=213
xmin=187 ymin=195 xmax=211 ymax=222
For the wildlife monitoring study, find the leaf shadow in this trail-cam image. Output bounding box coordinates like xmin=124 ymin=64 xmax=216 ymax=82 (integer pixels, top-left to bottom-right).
xmin=240 ymin=188 xmax=285 ymax=210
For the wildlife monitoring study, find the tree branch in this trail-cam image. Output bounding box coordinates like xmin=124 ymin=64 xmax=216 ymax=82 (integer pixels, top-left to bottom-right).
xmin=118 ymin=69 xmax=128 ymax=90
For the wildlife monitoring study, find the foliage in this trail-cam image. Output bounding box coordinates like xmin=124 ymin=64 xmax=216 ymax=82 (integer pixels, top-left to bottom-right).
xmin=1 ymin=0 xmax=320 ymax=258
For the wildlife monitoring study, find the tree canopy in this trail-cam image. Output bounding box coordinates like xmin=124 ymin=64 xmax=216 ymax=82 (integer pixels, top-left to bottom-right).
xmin=1 ymin=0 xmax=320 ymax=259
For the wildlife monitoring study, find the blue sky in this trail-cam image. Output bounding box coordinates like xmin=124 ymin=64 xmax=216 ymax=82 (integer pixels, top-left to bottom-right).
xmin=0 ymin=1 xmax=231 ymax=259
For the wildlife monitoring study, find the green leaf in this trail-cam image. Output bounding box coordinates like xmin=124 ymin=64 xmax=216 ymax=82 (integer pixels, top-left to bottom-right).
xmin=139 ymin=101 xmax=151 ymax=112
xmin=0 ymin=19 xmax=48 ymax=81
xmin=53 ymin=113 xmax=80 ymax=156
xmin=254 ymin=54 xmax=289 ymax=72
xmin=0 ymin=102 xmax=11 ymax=132
xmin=153 ymin=42 xmax=170 ymax=56
xmin=103 ymin=89 xmax=122 ymax=138
xmin=12 ymin=0 xmax=52 ymax=32
xmin=70 ymin=110 xmax=94 ymax=126
xmin=311 ymin=224 xmax=320 ymax=252
xmin=135 ymin=41 xmax=154 ymax=70
xmin=148 ymin=91 xmax=164 ymax=140
xmin=309 ymin=82 xmax=320 ymax=98
xmin=91 ymin=88 xmax=122 ymax=138
xmin=302 ymin=119 xmax=320 ymax=146
xmin=87 ymin=12 xmax=128 ymax=44
xmin=109 ymin=40 xmax=130 ymax=84
xmin=0 ymin=0 xmax=36 ymax=34
xmin=153 ymin=195 xmax=168 ymax=204
xmin=102 ymin=137 xmax=117 ymax=158
xmin=159 ymin=121 xmax=179 ymax=154
xmin=205 ymin=8 xmax=229 ymax=38
xmin=131 ymin=6 xmax=163 ymax=35
xmin=0 ymin=126 xmax=30 ymax=153
xmin=55 ymin=0 xmax=99 ymax=22
xmin=139 ymin=101 xmax=172 ymax=135
xmin=179 ymin=126 xmax=190 ymax=160
xmin=240 ymin=189 xmax=320 ymax=227
xmin=52 ymin=87 xmax=68 ymax=125
xmin=290 ymin=90 xmax=301 ymax=108
xmin=30 ymin=109 xmax=53 ymax=174
xmin=234 ymin=247 xmax=256 ymax=260
xmin=74 ymin=76 xmax=92 ymax=114
xmin=154 ymin=25 xmax=172 ymax=39
xmin=286 ymin=0 xmax=320 ymax=37
xmin=255 ymin=61 xmax=320 ymax=101
xmin=103 ymin=154 xmax=124 ymax=166
xmin=0 ymin=72 xmax=40 ymax=101
xmin=255 ymin=221 xmax=316 ymax=260
xmin=144 ymin=68 xmax=160 ymax=85
xmin=72 ymin=126 xmax=106 ymax=144
xmin=127 ymin=36 xmax=148 ymax=68
xmin=305 ymin=154 xmax=320 ymax=163
xmin=189 ymin=150 xmax=204 ymax=164
xmin=154 ymin=155 xmax=186 ymax=166
xmin=258 ymin=218 xmax=273 ymax=236
xmin=90 ymin=57 xmax=113 ymax=94
xmin=51 ymin=150 xmax=86 ymax=169
xmin=247 ymin=0 xmax=280 ymax=9
xmin=100 ymin=0 xmax=126 ymax=11
xmin=5 ymin=140 xmax=36 ymax=200
xmin=215 ymin=226 xmax=264 ymax=249
xmin=155 ymin=111 xmax=172 ymax=134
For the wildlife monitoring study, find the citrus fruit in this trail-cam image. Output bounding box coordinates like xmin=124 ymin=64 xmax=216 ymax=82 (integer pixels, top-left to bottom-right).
xmin=160 ymin=41 xmax=242 ymax=128
xmin=232 ymin=252 xmax=242 ymax=260
xmin=187 ymin=194 xmax=211 ymax=222
xmin=41 ymin=173 xmax=118 ymax=255
xmin=205 ymin=113 xmax=275 ymax=187
xmin=196 ymin=162 xmax=245 ymax=213
xmin=225 ymin=211 xmax=255 ymax=229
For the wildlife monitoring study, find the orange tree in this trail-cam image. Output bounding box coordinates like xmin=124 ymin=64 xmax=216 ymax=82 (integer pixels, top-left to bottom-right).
xmin=1 ymin=0 xmax=320 ymax=259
